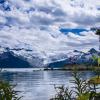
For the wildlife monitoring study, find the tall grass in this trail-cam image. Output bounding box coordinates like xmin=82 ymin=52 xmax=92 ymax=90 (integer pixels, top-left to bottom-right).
xmin=0 ymin=70 xmax=22 ymax=100
xmin=50 ymin=71 xmax=100 ymax=100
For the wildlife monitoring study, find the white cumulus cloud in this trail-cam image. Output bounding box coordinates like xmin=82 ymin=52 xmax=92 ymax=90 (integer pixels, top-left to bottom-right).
xmin=0 ymin=0 xmax=99 ymax=64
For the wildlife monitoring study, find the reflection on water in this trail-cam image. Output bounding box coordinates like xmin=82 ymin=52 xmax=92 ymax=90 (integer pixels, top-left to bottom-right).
xmin=0 ymin=69 xmax=96 ymax=100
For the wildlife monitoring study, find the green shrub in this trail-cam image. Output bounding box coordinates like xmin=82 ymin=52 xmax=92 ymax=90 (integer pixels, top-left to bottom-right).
xmin=0 ymin=80 xmax=22 ymax=100
xmin=50 ymin=85 xmax=73 ymax=100
xmin=50 ymin=71 xmax=100 ymax=100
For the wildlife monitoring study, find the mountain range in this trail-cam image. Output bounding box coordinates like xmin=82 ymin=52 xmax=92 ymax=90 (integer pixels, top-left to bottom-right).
xmin=48 ymin=48 xmax=98 ymax=68
xmin=0 ymin=47 xmax=99 ymax=68
xmin=0 ymin=50 xmax=32 ymax=68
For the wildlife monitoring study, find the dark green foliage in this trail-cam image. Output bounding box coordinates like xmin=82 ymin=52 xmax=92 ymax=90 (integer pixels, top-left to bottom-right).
xmin=95 ymin=29 xmax=100 ymax=35
xmin=50 ymin=85 xmax=73 ymax=100
xmin=0 ymin=80 xmax=22 ymax=100
xmin=0 ymin=69 xmax=22 ymax=100
xmin=50 ymin=71 xmax=100 ymax=100
xmin=71 ymin=71 xmax=89 ymax=96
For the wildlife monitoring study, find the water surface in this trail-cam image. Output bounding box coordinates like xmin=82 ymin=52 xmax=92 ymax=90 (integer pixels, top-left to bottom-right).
xmin=0 ymin=69 xmax=96 ymax=100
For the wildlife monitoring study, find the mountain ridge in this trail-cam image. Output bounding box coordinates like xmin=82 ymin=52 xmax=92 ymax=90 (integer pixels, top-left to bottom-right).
xmin=0 ymin=50 xmax=32 ymax=68
xmin=0 ymin=47 xmax=99 ymax=68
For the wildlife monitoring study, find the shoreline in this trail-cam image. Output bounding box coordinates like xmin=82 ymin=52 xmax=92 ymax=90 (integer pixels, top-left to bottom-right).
xmin=0 ymin=66 xmax=100 ymax=72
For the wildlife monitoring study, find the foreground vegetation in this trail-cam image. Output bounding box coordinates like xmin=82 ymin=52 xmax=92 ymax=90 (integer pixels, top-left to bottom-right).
xmin=0 ymin=69 xmax=22 ymax=100
xmin=50 ymin=71 xmax=100 ymax=100
xmin=89 ymin=76 xmax=100 ymax=84
xmin=0 ymin=80 xmax=22 ymax=100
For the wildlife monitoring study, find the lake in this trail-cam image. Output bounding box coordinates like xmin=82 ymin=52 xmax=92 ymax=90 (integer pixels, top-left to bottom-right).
xmin=0 ymin=68 xmax=97 ymax=100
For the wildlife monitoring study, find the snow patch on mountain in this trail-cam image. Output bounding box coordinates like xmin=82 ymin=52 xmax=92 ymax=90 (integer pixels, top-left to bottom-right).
xmin=0 ymin=47 xmax=99 ymax=68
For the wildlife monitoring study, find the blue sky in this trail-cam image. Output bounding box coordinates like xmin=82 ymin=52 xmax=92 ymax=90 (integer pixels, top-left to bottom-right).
xmin=60 ymin=28 xmax=88 ymax=35
xmin=0 ymin=0 xmax=100 ymax=63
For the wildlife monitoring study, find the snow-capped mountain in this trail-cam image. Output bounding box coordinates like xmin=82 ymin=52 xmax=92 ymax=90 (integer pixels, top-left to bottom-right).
xmin=0 ymin=0 xmax=99 ymax=69
xmin=0 ymin=47 xmax=99 ymax=68
xmin=48 ymin=48 xmax=98 ymax=68
xmin=0 ymin=47 xmax=46 ymax=68
xmin=0 ymin=50 xmax=32 ymax=68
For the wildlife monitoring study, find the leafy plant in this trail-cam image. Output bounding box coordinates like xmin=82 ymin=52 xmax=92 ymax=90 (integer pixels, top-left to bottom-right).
xmin=92 ymin=55 xmax=100 ymax=67
xmin=71 ymin=71 xmax=89 ymax=97
xmin=50 ymin=85 xmax=73 ymax=100
xmin=50 ymin=71 xmax=100 ymax=100
xmin=92 ymin=55 xmax=100 ymax=79
xmin=0 ymin=80 xmax=22 ymax=100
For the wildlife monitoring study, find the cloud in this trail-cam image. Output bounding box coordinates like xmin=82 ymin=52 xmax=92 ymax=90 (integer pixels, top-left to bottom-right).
xmin=0 ymin=26 xmax=98 ymax=54
xmin=0 ymin=0 xmax=99 ymax=64
xmin=0 ymin=0 xmax=99 ymax=29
